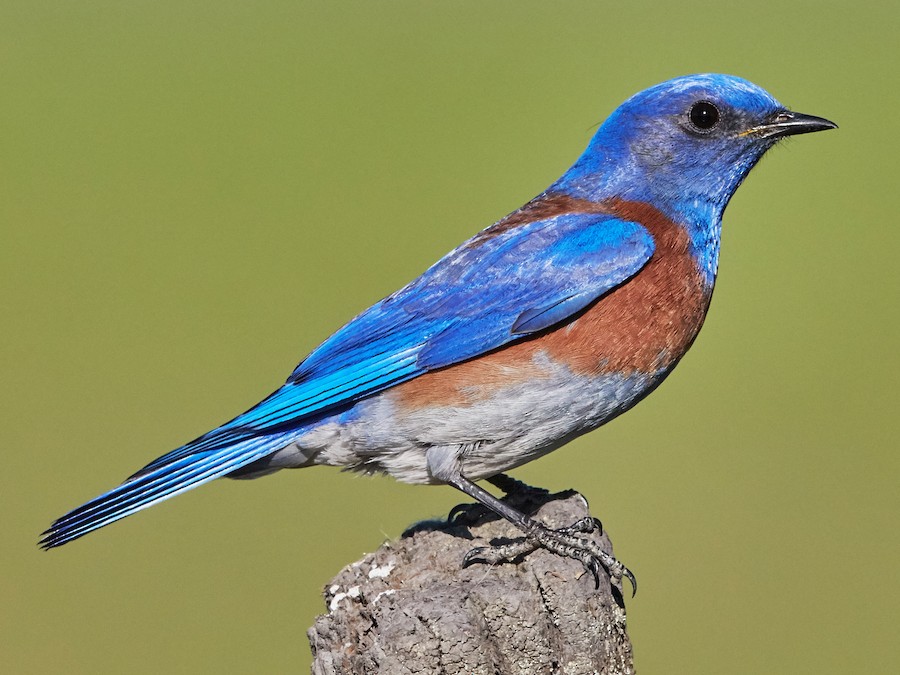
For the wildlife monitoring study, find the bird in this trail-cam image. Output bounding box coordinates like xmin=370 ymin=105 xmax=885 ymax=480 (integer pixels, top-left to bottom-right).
xmin=41 ymin=74 xmax=835 ymax=590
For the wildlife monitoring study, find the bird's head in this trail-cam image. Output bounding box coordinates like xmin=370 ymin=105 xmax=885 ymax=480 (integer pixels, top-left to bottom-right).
xmin=558 ymin=74 xmax=836 ymax=218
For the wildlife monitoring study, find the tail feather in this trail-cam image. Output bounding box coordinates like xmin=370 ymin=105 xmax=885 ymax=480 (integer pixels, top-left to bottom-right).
xmin=40 ymin=434 xmax=286 ymax=549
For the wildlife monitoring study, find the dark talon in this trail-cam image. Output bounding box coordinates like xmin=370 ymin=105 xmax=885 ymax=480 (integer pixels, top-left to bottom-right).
xmin=448 ymin=502 xmax=485 ymax=526
xmin=568 ymin=516 xmax=599 ymax=534
xmin=447 ymin=503 xmax=469 ymax=523
xmin=623 ymin=566 xmax=638 ymax=597
xmin=586 ymin=557 xmax=602 ymax=589
xmin=462 ymin=546 xmax=489 ymax=567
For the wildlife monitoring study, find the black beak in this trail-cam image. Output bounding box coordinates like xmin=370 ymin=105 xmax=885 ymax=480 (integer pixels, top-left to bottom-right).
xmin=746 ymin=110 xmax=838 ymax=139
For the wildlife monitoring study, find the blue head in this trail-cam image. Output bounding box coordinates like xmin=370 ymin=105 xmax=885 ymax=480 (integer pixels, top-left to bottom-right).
xmin=555 ymin=74 xmax=836 ymax=281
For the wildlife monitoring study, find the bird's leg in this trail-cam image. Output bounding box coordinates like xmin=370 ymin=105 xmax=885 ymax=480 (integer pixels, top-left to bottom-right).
xmin=445 ymin=472 xmax=636 ymax=594
xmin=448 ymin=473 xmax=548 ymax=525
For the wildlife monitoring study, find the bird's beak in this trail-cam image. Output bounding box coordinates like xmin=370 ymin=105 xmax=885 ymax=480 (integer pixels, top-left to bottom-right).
xmin=742 ymin=110 xmax=838 ymax=139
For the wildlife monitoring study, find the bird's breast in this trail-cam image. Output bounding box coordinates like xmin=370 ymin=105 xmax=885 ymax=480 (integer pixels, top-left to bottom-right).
xmin=391 ymin=198 xmax=712 ymax=411
xmin=548 ymin=198 xmax=714 ymax=377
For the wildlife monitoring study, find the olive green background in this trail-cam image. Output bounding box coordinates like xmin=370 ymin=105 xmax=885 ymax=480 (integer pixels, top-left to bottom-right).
xmin=2 ymin=2 xmax=897 ymax=673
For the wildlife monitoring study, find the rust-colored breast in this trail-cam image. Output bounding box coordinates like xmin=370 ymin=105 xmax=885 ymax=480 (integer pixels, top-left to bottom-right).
xmin=542 ymin=198 xmax=713 ymax=376
xmin=392 ymin=196 xmax=713 ymax=410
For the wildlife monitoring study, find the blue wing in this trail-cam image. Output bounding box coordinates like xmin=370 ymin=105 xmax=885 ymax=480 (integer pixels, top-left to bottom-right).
xmin=41 ymin=211 xmax=654 ymax=547
xmin=186 ymin=211 xmax=653 ymax=448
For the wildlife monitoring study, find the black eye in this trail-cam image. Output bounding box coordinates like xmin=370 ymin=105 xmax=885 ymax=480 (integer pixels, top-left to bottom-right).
xmin=689 ymin=101 xmax=720 ymax=130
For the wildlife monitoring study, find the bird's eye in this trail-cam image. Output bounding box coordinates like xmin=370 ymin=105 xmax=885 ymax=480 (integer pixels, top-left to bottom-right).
xmin=689 ymin=101 xmax=720 ymax=130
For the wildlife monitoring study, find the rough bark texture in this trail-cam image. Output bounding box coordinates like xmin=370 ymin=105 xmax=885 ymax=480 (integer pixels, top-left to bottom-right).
xmin=309 ymin=489 xmax=634 ymax=674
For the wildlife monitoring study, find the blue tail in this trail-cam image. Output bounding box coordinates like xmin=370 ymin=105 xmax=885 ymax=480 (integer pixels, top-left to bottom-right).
xmin=40 ymin=434 xmax=287 ymax=549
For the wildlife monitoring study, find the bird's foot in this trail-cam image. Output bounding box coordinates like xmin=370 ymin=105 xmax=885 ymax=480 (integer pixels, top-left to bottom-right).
xmin=462 ymin=516 xmax=636 ymax=595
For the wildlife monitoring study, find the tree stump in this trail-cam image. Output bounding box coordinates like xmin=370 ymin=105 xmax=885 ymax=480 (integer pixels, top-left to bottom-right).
xmin=308 ymin=489 xmax=634 ymax=674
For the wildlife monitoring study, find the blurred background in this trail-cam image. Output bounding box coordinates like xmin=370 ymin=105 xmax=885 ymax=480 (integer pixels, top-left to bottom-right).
xmin=2 ymin=1 xmax=897 ymax=672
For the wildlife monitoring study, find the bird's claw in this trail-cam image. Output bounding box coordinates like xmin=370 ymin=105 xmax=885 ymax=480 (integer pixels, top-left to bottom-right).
xmin=566 ymin=516 xmax=602 ymax=535
xmin=585 ymin=556 xmax=603 ymax=588
xmin=462 ymin=539 xmax=539 ymax=568
xmin=461 ymin=546 xmax=488 ymax=568
xmin=461 ymin=517 xmax=636 ymax=596
xmin=447 ymin=502 xmax=487 ymax=526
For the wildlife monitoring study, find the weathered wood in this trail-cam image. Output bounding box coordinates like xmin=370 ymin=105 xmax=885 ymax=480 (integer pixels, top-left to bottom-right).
xmin=309 ymin=489 xmax=634 ymax=674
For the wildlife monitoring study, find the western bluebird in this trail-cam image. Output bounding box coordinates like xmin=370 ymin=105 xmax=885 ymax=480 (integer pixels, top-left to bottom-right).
xmin=41 ymin=74 xmax=835 ymax=590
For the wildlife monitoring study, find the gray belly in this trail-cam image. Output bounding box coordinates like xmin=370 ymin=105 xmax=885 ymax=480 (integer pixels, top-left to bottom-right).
xmin=283 ymin=356 xmax=658 ymax=484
